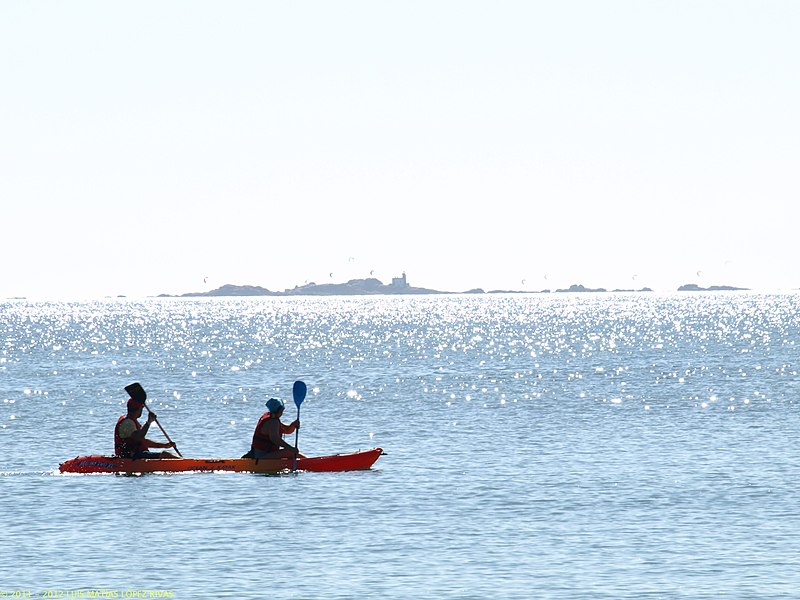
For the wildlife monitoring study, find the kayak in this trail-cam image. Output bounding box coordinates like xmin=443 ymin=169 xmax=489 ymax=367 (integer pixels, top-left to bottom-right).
xmin=59 ymin=447 xmax=383 ymax=474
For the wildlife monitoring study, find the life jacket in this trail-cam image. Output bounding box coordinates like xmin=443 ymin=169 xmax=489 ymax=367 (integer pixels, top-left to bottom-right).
xmin=115 ymin=415 xmax=143 ymax=457
xmin=251 ymin=413 xmax=290 ymax=452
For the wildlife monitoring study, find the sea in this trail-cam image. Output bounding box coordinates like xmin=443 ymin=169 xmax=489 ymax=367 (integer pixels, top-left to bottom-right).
xmin=1 ymin=293 xmax=799 ymax=599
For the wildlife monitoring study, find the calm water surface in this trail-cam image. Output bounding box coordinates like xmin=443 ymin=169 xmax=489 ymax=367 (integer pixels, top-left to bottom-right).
xmin=2 ymin=293 xmax=799 ymax=598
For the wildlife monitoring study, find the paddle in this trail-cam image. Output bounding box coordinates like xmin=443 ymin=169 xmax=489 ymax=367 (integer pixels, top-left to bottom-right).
xmin=292 ymin=380 xmax=307 ymax=472
xmin=144 ymin=405 xmax=182 ymax=457
xmin=125 ymin=382 xmax=183 ymax=458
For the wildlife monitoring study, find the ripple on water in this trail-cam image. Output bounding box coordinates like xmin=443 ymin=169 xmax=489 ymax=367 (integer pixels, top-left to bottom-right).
xmin=2 ymin=293 xmax=800 ymax=596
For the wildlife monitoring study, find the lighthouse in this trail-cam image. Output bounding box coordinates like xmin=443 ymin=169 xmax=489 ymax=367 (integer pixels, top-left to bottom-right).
xmin=391 ymin=272 xmax=409 ymax=288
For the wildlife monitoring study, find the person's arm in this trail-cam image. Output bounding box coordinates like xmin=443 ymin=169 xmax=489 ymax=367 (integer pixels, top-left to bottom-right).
xmin=280 ymin=419 xmax=299 ymax=435
xmin=143 ymin=439 xmax=175 ymax=449
xmin=130 ymin=413 xmax=175 ymax=449
xmin=129 ymin=412 xmax=156 ymax=441
xmin=267 ymin=420 xmax=297 ymax=451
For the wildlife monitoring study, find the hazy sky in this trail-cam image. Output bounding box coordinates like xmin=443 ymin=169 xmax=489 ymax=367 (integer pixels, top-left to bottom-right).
xmin=2 ymin=1 xmax=798 ymax=298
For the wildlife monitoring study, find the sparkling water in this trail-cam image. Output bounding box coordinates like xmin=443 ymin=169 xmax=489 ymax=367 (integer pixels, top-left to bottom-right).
xmin=2 ymin=293 xmax=799 ymax=598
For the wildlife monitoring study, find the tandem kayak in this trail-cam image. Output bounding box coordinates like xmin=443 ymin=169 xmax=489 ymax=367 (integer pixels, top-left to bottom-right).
xmin=59 ymin=448 xmax=383 ymax=474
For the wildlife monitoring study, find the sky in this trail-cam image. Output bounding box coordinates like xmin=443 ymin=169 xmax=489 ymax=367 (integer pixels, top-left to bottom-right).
xmin=2 ymin=1 xmax=799 ymax=299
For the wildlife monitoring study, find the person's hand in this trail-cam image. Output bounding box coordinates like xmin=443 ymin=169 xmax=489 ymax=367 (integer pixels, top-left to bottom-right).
xmin=292 ymin=419 xmax=300 ymax=430
xmin=167 ymin=441 xmax=176 ymax=448
xmin=147 ymin=411 xmax=157 ymax=423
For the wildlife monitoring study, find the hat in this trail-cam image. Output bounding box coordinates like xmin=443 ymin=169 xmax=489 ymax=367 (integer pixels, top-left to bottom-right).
xmin=125 ymin=382 xmax=147 ymax=404
xmin=265 ymin=398 xmax=285 ymax=414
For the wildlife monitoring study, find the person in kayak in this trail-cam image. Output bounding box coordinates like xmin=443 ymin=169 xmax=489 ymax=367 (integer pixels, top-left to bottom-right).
xmin=249 ymin=397 xmax=305 ymax=459
xmin=115 ymin=392 xmax=178 ymax=459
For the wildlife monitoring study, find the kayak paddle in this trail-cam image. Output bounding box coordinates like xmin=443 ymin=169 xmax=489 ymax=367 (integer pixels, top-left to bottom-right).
xmin=125 ymin=382 xmax=183 ymax=457
xmin=292 ymin=380 xmax=307 ymax=472
xmin=144 ymin=404 xmax=182 ymax=457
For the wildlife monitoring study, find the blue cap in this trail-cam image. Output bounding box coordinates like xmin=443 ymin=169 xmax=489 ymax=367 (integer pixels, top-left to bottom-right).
xmin=265 ymin=398 xmax=285 ymax=414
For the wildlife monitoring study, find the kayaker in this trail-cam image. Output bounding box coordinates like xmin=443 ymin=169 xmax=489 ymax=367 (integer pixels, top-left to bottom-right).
xmin=249 ymin=397 xmax=305 ymax=459
xmin=115 ymin=392 xmax=178 ymax=459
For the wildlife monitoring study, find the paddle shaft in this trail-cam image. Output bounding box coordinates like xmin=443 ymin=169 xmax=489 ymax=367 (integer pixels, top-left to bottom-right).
xmin=293 ymin=404 xmax=301 ymax=472
xmin=144 ymin=404 xmax=182 ymax=457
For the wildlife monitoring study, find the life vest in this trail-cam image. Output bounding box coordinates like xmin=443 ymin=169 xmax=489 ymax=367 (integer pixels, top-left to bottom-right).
xmin=115 ymin=415 xmax=143 ymax=457
xmin=251 ymin=413 xmax=290 ymax=452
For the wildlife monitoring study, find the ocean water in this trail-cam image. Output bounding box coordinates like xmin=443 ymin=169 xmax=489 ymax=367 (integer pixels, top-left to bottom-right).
xmin=2 ymin=293 xmax=800 ymax=599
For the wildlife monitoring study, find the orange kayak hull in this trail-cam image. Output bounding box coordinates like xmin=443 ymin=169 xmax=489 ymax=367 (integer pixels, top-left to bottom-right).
xmin=59 ymin=448 xmax=383 ymax=474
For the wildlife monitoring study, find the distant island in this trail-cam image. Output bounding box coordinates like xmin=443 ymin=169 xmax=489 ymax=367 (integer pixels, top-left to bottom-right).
xmin=676 ymin=284 xmax=750 ymax=292
xmin=0 ymin=278 xmax=760 ymax=301
xmin=158 ymin=274 xmax=750 ymax=298
xmin=168 ymin=275 xmax=443 ymax=297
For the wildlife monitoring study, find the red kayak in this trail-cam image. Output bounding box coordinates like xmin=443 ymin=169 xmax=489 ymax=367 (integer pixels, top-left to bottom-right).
xmin=59 ymin=448 xmax=383 ymax=474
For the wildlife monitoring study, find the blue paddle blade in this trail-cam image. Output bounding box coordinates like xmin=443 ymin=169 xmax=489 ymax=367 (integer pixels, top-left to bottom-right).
xmin=293 ymin=380 xmax=307 ymax=408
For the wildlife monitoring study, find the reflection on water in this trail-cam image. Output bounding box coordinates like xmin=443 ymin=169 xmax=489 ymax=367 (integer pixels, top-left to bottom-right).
xmin=1 ymin=293 xmax=799 ymax=598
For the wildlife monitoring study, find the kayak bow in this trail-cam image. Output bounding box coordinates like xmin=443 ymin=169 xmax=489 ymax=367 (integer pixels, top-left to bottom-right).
xmin=59 ymin=448 xmax=383 ymax=474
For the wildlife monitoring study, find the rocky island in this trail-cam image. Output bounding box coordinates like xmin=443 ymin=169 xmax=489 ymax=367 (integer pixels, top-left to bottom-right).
xmin=677 ymin=283 xmax=750 ymax=292
xmin=161 ymin=275 xmax=665 ymax=298
xmin=166 ymin=273 xmax=444 ymax=297
xmin=160 ymin=275 xmax=752 ymax=298
xmin=174 ymin=278 xmax=441 ymax=297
